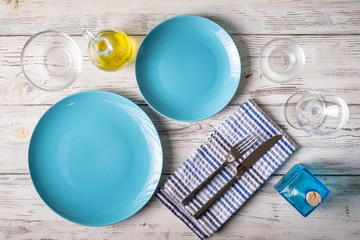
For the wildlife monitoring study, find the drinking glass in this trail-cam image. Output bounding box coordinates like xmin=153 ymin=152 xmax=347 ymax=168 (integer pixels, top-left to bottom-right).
xmin=260 ymin=38 xmax=305 ymax=83
xmin=21 ymin=30 xmax=82 ymax=91
xmin=284 ymin=89 xmax=349 ymax=135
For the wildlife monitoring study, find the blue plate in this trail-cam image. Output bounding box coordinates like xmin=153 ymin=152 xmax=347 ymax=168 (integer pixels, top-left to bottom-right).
xmin=28 ymin=91 xmax=163 ymax=226
xmin=136 ymin=15 xmax=241 ymax=122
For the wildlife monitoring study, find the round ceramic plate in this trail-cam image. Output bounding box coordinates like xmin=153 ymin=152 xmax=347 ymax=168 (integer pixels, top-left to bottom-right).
xmin=136 ymin=15 xmax=241 ymax=122
xmin=28 ymin=91 xmax=163 ymax=226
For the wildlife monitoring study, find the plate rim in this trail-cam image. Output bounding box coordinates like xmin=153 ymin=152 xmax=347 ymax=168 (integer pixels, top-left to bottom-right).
xmin=28 ymin=90 xmax=163 ymax=226
xmin=135 ymin=15 xmax=241 ymax=122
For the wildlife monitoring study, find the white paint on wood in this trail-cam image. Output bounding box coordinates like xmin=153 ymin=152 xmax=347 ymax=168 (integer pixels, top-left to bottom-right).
xmin=0 ymin=175 xmax=359 ymax=239
xmin=0 ymin=35 xmax=359 ymax=105
xmin=0 ymin=0 xmax=360 ymax=35
xmin=0 ymin=105 xmax=359 ymax=175
xmin=1 ymin=0 xmax=360 ymax=239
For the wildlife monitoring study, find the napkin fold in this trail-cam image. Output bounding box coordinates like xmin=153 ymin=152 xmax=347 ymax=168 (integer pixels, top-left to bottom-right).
xmin=156 ymin=99 xmax=298 ymax=239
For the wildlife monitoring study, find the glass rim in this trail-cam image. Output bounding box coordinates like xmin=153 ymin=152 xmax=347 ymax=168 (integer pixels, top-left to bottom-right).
xmin=284 ymin=89 xmax=349 ymax=135
xmin=20 ymin=29 xmax=82 ymax=91
xmin=259 ymin=38 xmax=305 ymax=84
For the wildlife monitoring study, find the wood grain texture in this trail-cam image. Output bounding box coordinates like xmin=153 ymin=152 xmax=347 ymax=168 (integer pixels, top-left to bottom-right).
xmin=0 ymin=35 xmax=359 ymax=105
xmin=0 ymin=174 xmax=359 ymax=239
xmin=1 ymin=0 xmax=360 ymax=239
xmin=0 ymin=104 xmax=359 ymax=175
xmin=1 ymin=0 xmax=360 ymax=35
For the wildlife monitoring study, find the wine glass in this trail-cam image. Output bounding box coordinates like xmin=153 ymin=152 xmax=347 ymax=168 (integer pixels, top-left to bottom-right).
xmin=284 ymin=89 xmax=349 ymax=135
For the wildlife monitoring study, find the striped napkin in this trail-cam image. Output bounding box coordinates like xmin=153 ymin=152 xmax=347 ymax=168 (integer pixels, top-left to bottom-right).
xmin=156 ymin=99 xmax=298 ymax=239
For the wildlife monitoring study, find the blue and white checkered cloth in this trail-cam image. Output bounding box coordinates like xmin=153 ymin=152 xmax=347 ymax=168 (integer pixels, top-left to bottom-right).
xmin=156 ymin=99 xmax=298 ymax=239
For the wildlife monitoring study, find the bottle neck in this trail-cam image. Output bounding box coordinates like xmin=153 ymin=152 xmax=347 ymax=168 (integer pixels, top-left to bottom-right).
xmin=83 ymin=30 xmax=113 ymax=57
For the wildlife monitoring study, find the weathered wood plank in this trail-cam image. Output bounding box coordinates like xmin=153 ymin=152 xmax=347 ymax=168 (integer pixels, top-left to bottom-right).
xmin=0 ymin=174 xmax=359 ymax=239
xmin=0 ymin=104 xmax=359 ymax=175
xmin=0 ymin=35 xmax=359 ymax=105
xmin=1 ymin=0 xmax=360 ymax=35
xmin=1 ymin=1 xmax=360 ymax=239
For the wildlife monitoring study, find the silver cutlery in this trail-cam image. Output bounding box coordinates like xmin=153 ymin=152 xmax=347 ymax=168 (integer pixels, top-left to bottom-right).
xmin=193 ymin=135 xmax=282 ymax=219
xmin=182 ymin=135 xmax=258 ymax=205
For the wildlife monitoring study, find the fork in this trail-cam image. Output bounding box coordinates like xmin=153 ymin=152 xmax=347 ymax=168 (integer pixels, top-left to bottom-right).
xmin=181 ymin=135 xmax=258 ymax=205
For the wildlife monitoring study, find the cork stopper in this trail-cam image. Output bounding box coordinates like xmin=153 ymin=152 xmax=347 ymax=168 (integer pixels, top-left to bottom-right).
xmin=306 ymin=191 xmax=322 ymax=206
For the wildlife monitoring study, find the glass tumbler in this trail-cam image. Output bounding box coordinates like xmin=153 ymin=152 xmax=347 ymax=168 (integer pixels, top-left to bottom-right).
xmin=284 ymin=89 xmax=349 ymax=135
xmin=260 ymin=38 xmax=305 ymax=83
xmin=21 ymin=30 xmax=82 ymax=91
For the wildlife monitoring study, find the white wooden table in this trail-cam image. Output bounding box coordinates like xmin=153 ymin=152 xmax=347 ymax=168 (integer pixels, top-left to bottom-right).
xmin=1 ymin=0 xmax=360 ymax=239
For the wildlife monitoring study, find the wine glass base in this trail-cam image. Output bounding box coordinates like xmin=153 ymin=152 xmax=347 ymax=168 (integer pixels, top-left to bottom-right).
xmin=284 ymin=89 xmax=349 ymax=135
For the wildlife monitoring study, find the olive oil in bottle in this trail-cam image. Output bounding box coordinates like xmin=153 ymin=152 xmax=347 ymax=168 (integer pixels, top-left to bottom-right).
xmin=83 ymin=29 xmax=133 ymax=71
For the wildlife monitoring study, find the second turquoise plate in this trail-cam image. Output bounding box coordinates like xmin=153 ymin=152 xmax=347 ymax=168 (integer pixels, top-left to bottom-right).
xmin=136 ymin=15 xmax=241 ymax=122
xmin=29 ymin=91 xmax=163 ymax=226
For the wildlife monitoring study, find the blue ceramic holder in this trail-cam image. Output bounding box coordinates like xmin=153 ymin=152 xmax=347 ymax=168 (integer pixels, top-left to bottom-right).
xmin=274 ymin=164 xmax=330 ymax=217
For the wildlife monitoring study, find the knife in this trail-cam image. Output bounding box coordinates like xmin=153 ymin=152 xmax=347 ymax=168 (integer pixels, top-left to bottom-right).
xmin=193 ymin=135 xmax=282 ymax=219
